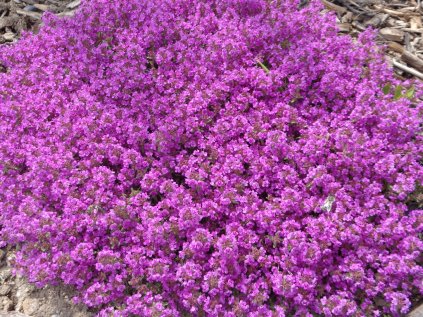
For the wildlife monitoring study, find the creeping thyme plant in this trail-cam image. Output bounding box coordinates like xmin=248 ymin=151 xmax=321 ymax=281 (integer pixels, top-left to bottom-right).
xmin=0 ymin=0 xmax=422 ymax=316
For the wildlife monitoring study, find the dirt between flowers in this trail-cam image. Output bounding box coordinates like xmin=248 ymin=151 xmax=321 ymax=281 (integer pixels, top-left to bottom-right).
xmin=0 ymin=248 xmax=93 ymax=317
xmin=0 ymin=0 xmax=422 ymax=316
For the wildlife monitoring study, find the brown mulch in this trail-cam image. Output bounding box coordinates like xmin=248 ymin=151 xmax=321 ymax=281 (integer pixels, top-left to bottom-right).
xmin=322 ymin=0 xmax=423 ymax=80
xmin=0 ymin=0 xmax=80 ymax=44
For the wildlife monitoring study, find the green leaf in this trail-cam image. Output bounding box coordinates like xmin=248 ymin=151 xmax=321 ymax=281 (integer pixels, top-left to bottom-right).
xmin=393 ymin=85 xmax=403 ymax=100
xmin=382 ymin=83 xmax=391 ymax=95
xmin=256 ymin=60 xmax=270 ymax=74
xmin=405 ymin=86 xmax=415 ymax=99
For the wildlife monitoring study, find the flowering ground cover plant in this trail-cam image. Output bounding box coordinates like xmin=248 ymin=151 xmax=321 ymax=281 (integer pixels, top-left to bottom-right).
xmin=0 ymin=0 xmax=422 ymax=316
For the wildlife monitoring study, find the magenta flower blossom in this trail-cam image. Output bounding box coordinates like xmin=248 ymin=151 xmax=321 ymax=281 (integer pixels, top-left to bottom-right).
xmin=0 ymin=0 xmax=422 ymax=316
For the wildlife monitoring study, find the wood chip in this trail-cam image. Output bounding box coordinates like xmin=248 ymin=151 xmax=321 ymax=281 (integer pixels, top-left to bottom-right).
xmin=401 ymin=50 xmax=423 ymax=72
xmin=66 ymin=0 xmax=81 ymax=9
xmin=388 ymin=41 xmax=405 ymax=54
xmin=352 ymin=21 xmax=366 ymax=31
xmin=0 ymin=16 xmax=19 ymax=29
xmin=404 ymin=32 xmax=412 ymax=52
xmin=395 ymin=20 xmax=409 ymax=28
xmin=320 ymin=0 xmax=347 ymax=14
xmin=365 ymin=13 xmax=388 ymax=28
xmin=15 ymin=9 xmax=41 ymax=19
xmin=398 ymin=6 xmax=421 ymax=12
xmin=341 ymin=11 xmax=354 ymax=23
xmin=380 ymin=28 xmax=405 ymax=42
xmin=33 ymin=4 xmax=49 ymax=11
xmin=57 ymin=10 xmax=76 ymax=17
xmin=337 ymin=23 xmax=351 ymax=32
xmin=401 ymin=28 xmax=423 ymax=33
xmin=384 ymin=17 xmax=397 ymax=28
xmin=376 ymin=6 xmax=421 ymax=17
xmin=411 ymin=37 xmax=421 ymax=49
xmin=392 ymin=59 xmax=423 ymax=80
xmin=410 ymin=16 xmax=422 ymax=29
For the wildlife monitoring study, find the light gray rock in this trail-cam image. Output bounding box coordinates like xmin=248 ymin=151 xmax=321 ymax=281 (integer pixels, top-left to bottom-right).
xmin=408 ymin=303 xmax=423 ymax=317
xmin=0 ymin=297 xmax=13 ymax=311
xmin=21 ymin=298 xmax=38 ymax=316
xmin=0 ymin=285 xmax=11 ymax=296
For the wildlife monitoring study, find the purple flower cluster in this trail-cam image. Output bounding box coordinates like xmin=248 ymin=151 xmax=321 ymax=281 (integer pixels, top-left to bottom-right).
xmin=0 ymin=0 xmax=422 ymax=316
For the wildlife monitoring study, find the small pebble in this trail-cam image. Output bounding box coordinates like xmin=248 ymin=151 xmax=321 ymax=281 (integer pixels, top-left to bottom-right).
xmin=0 ymin=296 xmax=13 ymax=311
xmin=3 ymin=33 xmax=15 ymax=42
xmin=409 ymin=303 xmax=423 ymax=317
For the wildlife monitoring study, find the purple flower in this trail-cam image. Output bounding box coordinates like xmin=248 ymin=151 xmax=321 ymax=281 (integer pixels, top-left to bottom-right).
xmin=0 ymin=0 xmax=421 ymax=315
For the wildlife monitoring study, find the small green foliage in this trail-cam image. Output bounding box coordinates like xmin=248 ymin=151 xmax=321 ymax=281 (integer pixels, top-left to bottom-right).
xmin=256 ymin=59 xmax=270 ymax=74
xmin=382 ymin=83 xmax=391 ymax=95
xmin=382 ymin=83 xmax=415 ymax=100
xmin=405 ymin=86 xmax=415 ymax=99
xmin=393 ymin=85 xmax=403 ymax=100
